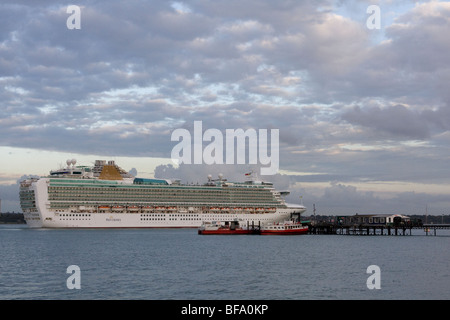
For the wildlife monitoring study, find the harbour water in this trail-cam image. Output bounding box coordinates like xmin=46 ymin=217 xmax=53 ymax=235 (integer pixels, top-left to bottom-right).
xmin=0 ymin=224 xmax=449 ymax=300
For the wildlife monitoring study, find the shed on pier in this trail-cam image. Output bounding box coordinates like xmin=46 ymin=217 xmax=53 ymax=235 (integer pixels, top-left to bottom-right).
xmin=339 ymin=214 xmax=410 ymax=226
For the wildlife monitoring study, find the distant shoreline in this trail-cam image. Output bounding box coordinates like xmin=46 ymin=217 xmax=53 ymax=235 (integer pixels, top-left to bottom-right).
xmin=0 ymin=213 xmax=26 ymax=224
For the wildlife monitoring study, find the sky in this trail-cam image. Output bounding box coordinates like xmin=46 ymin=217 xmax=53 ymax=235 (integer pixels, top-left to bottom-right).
xmin=1 ymin=0 xmax=450 ymax=215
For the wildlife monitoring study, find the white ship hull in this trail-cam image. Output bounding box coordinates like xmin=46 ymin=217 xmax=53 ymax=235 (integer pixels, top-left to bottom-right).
xmin=23 ymin=209 xmax=296 ymax=228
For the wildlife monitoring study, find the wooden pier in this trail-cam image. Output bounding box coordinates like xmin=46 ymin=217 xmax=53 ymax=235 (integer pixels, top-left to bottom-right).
xmin=423 ymin=224 xmax=450 ymax=236
xmin=308 ymin=224 xmax=338 ymax=235
xmin=307 ymin=223 xmax=450 ymax=236
xmin=335 ymin=225 xmax=412 ymax=236
xmin=304 ymin=213 xmax=450 ymax=236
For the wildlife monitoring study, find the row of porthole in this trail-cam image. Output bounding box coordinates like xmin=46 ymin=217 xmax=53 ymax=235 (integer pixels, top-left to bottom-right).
xmin=60 ymin=213 xmax=91 ymax=217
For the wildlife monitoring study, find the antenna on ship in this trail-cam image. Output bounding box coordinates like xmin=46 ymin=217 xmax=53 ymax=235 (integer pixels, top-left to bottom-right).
xmin=245 ymin=169 xmax=262 ymax=184
xmin=313 ymin=203 xmax=316 ymax=225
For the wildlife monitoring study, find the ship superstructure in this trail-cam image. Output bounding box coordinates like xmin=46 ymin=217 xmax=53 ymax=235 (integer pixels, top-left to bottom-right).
xmin=20 ymin=160 xmax=306 ymax=228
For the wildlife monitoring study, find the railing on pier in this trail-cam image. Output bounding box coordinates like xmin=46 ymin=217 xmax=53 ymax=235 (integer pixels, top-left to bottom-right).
xmin=334 ymin=225 xmax=412 ymax=236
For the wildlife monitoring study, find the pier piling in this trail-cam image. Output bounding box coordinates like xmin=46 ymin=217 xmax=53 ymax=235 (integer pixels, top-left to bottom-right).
xmin=310 ymin=224 xmax=416 ymax=236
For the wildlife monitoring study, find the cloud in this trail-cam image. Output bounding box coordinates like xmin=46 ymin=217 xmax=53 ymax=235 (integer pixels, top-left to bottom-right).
xmin=1 ymin=0 xmax=450 ymax=214
xmin=342 ymin=104 xmax=430 ymax=140
xmin=350 ymin=1 xmax=450 ymax=103
xmin=295 ymin=182 xmax=450 ymax=216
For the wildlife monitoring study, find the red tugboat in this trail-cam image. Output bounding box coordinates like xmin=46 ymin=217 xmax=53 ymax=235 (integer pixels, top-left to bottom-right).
xmin=198 ymin=220 xmax=259 ymax=235
xmin=260 ymin=220 xmax=308 ymax=235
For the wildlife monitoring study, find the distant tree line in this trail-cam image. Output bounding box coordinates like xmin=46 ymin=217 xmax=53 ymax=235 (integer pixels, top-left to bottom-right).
xmin=0 ymin=212 xmax=26 ymax=224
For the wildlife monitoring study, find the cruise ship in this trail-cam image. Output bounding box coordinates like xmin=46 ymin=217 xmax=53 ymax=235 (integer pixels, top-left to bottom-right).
xmin=19 ymin=159 xmax=306 ymax=228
